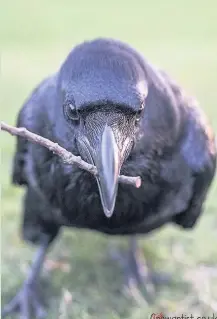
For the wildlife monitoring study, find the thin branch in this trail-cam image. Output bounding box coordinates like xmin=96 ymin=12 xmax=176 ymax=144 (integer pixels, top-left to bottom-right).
xmin=1 ymin=121 xmax=97 ymax=174
xmin=119 ymin=174 xmax=141 ymax=188
xmin=1 ymin=122 xmax=141 ymax=188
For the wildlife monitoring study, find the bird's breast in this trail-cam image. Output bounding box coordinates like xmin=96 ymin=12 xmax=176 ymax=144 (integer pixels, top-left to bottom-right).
xmin=54 ymin=167 xmax=163 ymax=234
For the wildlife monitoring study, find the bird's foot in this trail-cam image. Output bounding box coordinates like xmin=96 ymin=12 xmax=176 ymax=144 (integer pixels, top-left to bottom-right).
xmin=110 ymin=240 xmax=171 ymax=304
xmin=2 ymin=282 xmax=46 ymax=319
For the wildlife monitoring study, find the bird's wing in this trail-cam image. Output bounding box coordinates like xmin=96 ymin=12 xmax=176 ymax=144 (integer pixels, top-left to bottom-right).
xmin=174 ymin=103 xmax=216 ymax=228
xmin=12 ymin=75 xmax=57 ymax=188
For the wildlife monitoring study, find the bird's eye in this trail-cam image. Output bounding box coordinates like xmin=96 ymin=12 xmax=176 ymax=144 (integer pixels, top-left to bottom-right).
xmin=65 ymin=103 xmax=80 ymax=121
xmin=136 ymin=103 xmax=144 ymax=122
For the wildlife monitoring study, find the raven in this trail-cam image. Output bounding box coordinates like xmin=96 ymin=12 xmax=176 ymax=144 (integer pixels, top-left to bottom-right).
xmin=2 ymin=38 xmax=216 ymax=318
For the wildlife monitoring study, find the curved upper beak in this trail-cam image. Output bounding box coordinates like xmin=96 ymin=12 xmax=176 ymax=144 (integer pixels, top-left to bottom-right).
xmin=80 ymin=124 xmax=130 ymax=218
xmin=95 ymin=125 xmax=120 ymax=218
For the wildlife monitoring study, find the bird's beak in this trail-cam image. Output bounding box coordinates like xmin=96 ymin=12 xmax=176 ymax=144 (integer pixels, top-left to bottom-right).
xmin=95 ymin=125 xmax=120 ymax=218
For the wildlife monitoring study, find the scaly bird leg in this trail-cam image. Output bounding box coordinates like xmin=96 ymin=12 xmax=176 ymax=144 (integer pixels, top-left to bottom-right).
xmin=111 ymin=237 xmax=171 ymax=303
xmin=2 ymin=237 xmax=50 ymax=319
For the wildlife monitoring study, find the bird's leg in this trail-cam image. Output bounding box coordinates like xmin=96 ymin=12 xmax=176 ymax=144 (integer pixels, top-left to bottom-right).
xmin=111 ymin=237 xmax=171 ymax=303
xmin=2 ymin=236 xmax=50 ymax=319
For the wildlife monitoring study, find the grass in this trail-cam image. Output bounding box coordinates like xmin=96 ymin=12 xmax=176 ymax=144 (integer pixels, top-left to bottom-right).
xmin=1 ymin=0 xmax=217 ymax=318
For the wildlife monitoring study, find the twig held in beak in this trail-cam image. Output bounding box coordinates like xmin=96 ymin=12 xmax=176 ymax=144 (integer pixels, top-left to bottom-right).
xmin=1 ymin=122 xmax=141 ymax=188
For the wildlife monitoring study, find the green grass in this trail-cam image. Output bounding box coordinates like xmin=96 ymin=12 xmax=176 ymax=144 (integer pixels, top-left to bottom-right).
xmin=1 ymin=0 xmax=217 ymax=318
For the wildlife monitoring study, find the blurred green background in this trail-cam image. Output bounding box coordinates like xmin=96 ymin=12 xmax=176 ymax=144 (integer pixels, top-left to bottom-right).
xmin=1 ymin=0 xmax=217 ymax=318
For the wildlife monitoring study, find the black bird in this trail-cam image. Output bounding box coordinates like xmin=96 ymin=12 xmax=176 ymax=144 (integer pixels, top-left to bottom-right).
xmin=2 ymin=38 xmax=216 ymax=318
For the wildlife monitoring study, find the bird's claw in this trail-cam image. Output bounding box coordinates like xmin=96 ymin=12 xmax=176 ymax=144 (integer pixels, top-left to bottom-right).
xmin=2 ymin=283 xmax=46 ymax=319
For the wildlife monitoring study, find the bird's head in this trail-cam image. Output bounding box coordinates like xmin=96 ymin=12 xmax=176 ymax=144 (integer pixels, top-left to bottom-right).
xmin=62 ymin=100 xmax=145 ymax=218
xmin=59 ymin=38 xmax=148 ymax=217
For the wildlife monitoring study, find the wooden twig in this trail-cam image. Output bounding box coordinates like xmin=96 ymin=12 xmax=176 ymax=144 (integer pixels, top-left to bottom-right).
xmin=1 ymin=121 xmax=141 ymax=188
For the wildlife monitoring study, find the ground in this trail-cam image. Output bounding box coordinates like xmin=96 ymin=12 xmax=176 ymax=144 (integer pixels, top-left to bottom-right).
xmin=1 ymin=0 xmax=217 ymax=318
